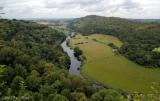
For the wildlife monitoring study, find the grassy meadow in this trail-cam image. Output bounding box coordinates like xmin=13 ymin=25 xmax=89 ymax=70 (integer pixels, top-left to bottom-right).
xmin=70 ymin=34 xmax=160 ymax=93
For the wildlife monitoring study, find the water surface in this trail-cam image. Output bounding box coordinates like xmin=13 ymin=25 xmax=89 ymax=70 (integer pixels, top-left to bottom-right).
xmin=61 ymin=33 xmax=81 ymax=75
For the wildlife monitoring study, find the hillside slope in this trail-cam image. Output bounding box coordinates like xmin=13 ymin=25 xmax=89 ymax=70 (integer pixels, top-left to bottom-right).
xmin=69 ymin=15 xmax=160 ymax=68
xmin=0 ymin=19 xmax=128 ymax=101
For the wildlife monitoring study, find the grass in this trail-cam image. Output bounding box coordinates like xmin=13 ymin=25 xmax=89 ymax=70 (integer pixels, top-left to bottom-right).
xmin=70 ymin=34 xmax=160 ymax=93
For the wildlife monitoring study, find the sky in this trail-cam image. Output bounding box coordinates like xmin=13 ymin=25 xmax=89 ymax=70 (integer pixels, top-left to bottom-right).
xmin=0 ymin=0 xmax=160 ymax=19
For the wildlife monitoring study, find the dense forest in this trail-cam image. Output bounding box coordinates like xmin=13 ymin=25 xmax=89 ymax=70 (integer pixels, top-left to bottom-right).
xmin=0 ymin=19 xmax=127 ymax=101
xmin=69 ymin=15 xmax=160 ymax=68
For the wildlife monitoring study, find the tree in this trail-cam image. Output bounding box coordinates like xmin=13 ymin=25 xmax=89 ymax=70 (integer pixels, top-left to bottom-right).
xmin=91 ymin=89 xmax=123 ymax=101
xmin=61 ymin=89 xmax=71 ymax=98
xmin=47 ymin=94 xmax=69 ymax=101
xmin=0 ymin=65 xmax=7 ymax=96
xmin=53 ymin=94 xmax=69 ymax=101
xmin=15 ymin=64 xmax=27 ymax=78
xmin=11 ymin=76 xmax=24 ymax=95
xmin=39 ymin=84 xmax=55 ymax=97
xmin=69 ymin=76 xmax=85 ymax=92
xmin=74 ymin=47 xmax=83 ymax=58
xmin=70 ymin=92 xmax=88 ymax=101
xmin=15 ymin=54 xmax=31 ymax=66
xmin=42 ymin=71 xmax=56 ymax=84
xmin=5 ymin=66 xmax=15 ymax=85
xmin=26 ymin=75 xmax=41 ymax=91
xmin=0 ymin=47 xmax=18 ymax=65
xmin=51 ymin=80 xmax=63 ymax=92
xmin=0 ymin=65 xmax=6 ymax=81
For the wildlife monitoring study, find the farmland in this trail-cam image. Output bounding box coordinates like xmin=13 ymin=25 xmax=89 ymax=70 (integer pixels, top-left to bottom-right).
xmin=70 ymin=34 xmax=160 ymax=93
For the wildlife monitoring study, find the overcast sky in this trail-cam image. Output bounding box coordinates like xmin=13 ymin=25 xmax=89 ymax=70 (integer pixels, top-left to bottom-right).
xmin=0 ymin=0 xmax=160 ymax=19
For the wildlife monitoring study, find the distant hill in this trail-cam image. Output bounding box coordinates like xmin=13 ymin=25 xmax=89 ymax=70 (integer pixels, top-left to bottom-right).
xmin=133 ymin=19 xmax=160 ymax=23
xmin=68 ymin=15 xmax=160 ymax=68
xmin=68 ymin=15 xmax=143 ymax=35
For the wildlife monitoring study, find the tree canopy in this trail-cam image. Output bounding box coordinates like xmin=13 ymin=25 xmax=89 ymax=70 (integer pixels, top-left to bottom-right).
xmin=0 ymin=19 xmax=127 ymax=101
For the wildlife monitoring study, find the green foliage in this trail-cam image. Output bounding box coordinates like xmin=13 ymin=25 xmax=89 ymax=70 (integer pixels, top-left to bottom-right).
xmin=0 ymin=65 xmax=7 ymax=97
xmin=91 ymin=89 xmax=124 ymax=101
xmin=26 ymin=75 xmax=41 ymax=91
xmin=0 ymin=19 xmax=69 ymax=69
xmin=71 ymin=34 xmax=160 ymax=93
xmin=11 ymin=76 xmax=24 ymax=95
xmin=0 ymin=65 xmax=6 ymax=80
xmin=70 ymin=92 xmax=88 ymax=101
xmin=74 ymin=47 xmax=83 ymax=60
xmin=0 ymin=19 xmax=126 ymax=101
xmin=108 ymin=43 xmax=118 ymax=49
xmin=52 ymin=94 xmax=69 ymax=101
xmin=69 ymin=15 xmax=160 ymax=68
xmin=15 ymin=64 xmax=27 ymax=78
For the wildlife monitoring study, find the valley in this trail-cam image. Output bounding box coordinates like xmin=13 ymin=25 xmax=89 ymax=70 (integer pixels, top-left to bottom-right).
xmin=0 ymin=15 xmax=160 ymax=101
xmin=1 ymin=0 xmax=160 ymax=100
xmin=70 ymin=34 xmax=160 ymax=93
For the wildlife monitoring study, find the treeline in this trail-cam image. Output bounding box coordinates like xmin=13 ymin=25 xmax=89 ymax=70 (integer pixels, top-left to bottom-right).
xmin=0 ymin=19 xmax=126 ymax=101
xmin=69 ymin=15 xmax=160 ymax=68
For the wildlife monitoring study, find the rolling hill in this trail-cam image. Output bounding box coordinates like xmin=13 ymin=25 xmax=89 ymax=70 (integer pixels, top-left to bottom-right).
xmin=68 ymin=15 xmax=160 ymax=68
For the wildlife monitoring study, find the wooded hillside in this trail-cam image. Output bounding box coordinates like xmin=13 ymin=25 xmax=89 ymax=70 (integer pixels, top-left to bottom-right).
xmin=69 ymin=15 xmax=160 ymax=68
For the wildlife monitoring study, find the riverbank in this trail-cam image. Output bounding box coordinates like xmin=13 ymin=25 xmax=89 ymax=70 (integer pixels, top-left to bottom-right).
xmin=69 ymin=34 xmax=160 ymax=94
xmin=61 ymin=33 xmax=81 ymax=75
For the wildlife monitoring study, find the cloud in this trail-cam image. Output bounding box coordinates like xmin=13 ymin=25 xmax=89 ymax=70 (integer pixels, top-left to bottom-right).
xmin=0 ymin=0 xmax=160 ymax=19
xmin=121 ymin=0 xmax=139 ymax=9
xmin=120 ymin=0 xmax=142 ymax=10
xmin=63 ymin=0 xmax=100 ymax=5
xmin=45 ymin=0 xmax=103 ymax=9
xmin=84 ymin=5 xmax=106 ymax=12
xmin=105 ymin=0 xmax=142 ymax=13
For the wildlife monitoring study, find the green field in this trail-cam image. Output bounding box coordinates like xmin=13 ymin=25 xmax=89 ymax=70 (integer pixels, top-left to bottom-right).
xmin=70 ymin=34 xmax=160 ymax=93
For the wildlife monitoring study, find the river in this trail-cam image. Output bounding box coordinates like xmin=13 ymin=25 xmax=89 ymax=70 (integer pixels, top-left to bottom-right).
xmin=61 ymin=33 xmax=81 ymax=75
xmin=61 ymin=32 xmax=103 ymax=89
